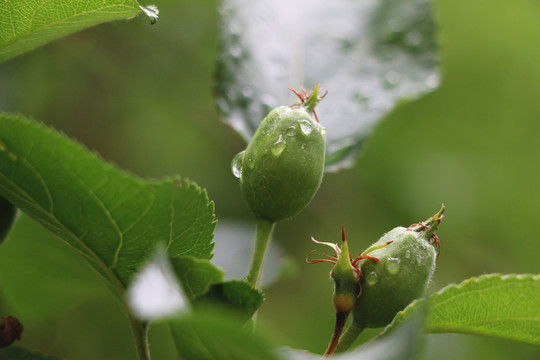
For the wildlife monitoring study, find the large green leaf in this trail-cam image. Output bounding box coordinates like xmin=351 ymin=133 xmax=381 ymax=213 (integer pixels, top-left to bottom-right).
xmin=215 ymin=0 xmax=439 ymax=171
xmin=0 ymin=113 xmax=215 ymax=297
xmin=396 ymin=274 xmax=540 ymax=345
xmin=0 ymin=0 xmax=158 ymax=63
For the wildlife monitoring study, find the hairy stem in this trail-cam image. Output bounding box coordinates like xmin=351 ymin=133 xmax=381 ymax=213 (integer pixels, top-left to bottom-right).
xmin=334 ymin=320 xmax=364 ymax=354
xmin=128 ymin=311 xmax=151 ymax=360
xmin=246 ymin=218 xmax=275 ymax=287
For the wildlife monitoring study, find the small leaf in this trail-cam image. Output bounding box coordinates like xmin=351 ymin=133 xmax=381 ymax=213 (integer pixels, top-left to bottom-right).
xmin=195 ymin=280 xmax=265 ymax=322
xmin=0 ymin=0 xmax=157 ymax=63
xmin=0 ymin=113 xmax=215 ymax=298
xmin=424 ymin=274 xmax=540 ymax=345
xmin=170 ymin=256 xmax=225 ymax=300
xmin=169 ymin=311 xmax=282 ymax=360
xmin=0 ymin=347 xmax=60 ymax=360
xmin=0 ymin=196 xmax=17 ymax=244
xmin=215 ymin=0 xmax=439 ymax=172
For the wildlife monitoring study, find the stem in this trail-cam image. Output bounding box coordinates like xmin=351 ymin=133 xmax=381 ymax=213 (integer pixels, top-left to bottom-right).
xmin=334 ymin=320 xmax=364 ymax=354
xmin=127 ymin=312 xmax=151 ymax=360
xmin=246 ymin=218 xmax=275 ymax=287
xmin=323 ymin=312 xmax=349 ymax=357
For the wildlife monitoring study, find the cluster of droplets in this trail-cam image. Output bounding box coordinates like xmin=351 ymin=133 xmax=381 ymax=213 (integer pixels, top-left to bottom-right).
xmin=231 ymin=120 xmax=326 ymax=179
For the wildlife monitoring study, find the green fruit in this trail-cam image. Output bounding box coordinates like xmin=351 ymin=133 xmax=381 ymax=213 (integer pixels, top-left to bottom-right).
xmin=232 ymin=85 xmax=326 ymax=222
xmin=352 ymin=207 xmax=444 ymax=328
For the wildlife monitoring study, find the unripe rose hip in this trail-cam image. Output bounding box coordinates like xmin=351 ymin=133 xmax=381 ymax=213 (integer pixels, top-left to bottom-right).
xmin=352 ymin=206 xmax=444 ymax=328
xmin=232 ymin=85 xmax=327 ymax=222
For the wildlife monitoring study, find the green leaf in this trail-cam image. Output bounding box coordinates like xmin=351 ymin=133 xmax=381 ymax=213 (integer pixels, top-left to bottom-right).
xmin=215 ymin=0 xmax=439 ymax=172
xmin=0 ymin=214 xmax=112 ymax=321
xmin=0 ymin=195 xmax=17 ymax=243
xmin=0 ymin=0 xmax=157 ymax=64
xmin=195 ymin=280 xmax=265 ymax=322
xmin=169 ymin=311 xmax=282 ymax=360
xmin=425 ymin=274 xmax=540 ymax=345
xmin=0 ymin=347 xmax=60 ymax=360
xmin=396 ymin=274 xmax=540 ymax=346
xmin=170 ymin=256 xmax=225 ymax=300
xmin=0 ymin=113 xmax=215 ymax=297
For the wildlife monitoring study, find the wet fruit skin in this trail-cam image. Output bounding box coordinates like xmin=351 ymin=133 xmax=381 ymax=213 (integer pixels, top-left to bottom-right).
xmin=239 ymin=105 xmax=326 ymax=222
xmin=353 ymin=227 xmax=437 ymax=328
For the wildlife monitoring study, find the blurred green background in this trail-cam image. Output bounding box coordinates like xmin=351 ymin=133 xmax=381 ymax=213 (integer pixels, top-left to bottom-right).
xmin=0 ymin=0 xmax=539 ymax=359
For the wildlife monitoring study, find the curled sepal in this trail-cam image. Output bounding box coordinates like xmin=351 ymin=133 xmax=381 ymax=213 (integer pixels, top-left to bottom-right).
xmin=288 ymin=83 xmax=328 ymax=123
xmin=307 ymin=226 xmax=391 ymax=356
xmin=407 ymin=204 xmax=445 ymax=259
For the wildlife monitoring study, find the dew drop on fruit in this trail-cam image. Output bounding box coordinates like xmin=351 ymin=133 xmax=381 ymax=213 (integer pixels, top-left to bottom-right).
xmin=298 ymin=120 xmax=313 ymax=136
xmin=320 ymin=127 xmax=327 ymax=135
xmin=365 ymin=272 xmax=379 ymax=286
xmin=385 ymin=257 xmax=401 ymax=275
xmin=271 ymin=134 xmax=287 ymax=157
xmin=286 ymin=125 xmax=297 ymax=137
xmin=231 ymin=151 xmax=245 ymax=178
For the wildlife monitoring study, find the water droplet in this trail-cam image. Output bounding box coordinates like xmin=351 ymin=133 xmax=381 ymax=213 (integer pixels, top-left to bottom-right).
xmin=425 ymin=74 xmax=440 ymax=89
xmin=298 ymin=120 xmax=313 ymax=136
xmin=406 ymin=30 xmax=423 ymax=47
xmin=383 ymin=70 xmax=401 ymax=88
xmin=230 ymin=45 xmax=242 ymax=58
xmin=140 ymin=5 xmax=159 ymax=25
xmin=286 ymin=125 xmax=297 ymax=137
xmin=271 ymin=135 xmax=286 ymax=157
xmin=405 ymin=250 xmax=411 ymax=258
xmin=365 ymin=272 xmax=379 ymax=286
xmin=241 ymin=87 xmax=253 ymax=98
xmin=385 ymin=257 xmax=401 ymax=275
xmin=320 ymin=127 xmax=327 ymax=135
xmin=231 ymin=151 xmax=245 ymax=178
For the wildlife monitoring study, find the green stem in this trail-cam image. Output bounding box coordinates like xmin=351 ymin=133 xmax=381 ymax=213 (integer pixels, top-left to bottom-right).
xmin=127 ymin=311 xmax=151 ymax=360
xmin=246 ymin=218 xmax=275 ymax=287
xmin=334 ymin=320 xmax=364 ymax=354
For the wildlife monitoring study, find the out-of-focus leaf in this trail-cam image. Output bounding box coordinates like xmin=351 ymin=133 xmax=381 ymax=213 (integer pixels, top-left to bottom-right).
xmin=169 ymin=311 xmax=282 ymax=360
xmin=196 ymin=280 xmax=264 ymax=322
xmin=0 ymin=347 xmax=60 ymax=360
xmin=215 ymin=0 xmax=439 ymax=171
xmin=0 ymin=0 xmax=158 ymax=64
xmin=0 ymin=196 xmax=17 ymax=244
xmin=0 ymin=114 xmax=215 ymax=299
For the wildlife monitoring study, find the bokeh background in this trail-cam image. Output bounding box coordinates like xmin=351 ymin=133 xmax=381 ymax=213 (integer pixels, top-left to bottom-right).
xmin=0 ymin=0 xmax=539 ymax=359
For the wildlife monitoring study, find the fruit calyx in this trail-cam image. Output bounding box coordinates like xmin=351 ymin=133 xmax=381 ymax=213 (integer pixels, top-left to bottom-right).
xmin=407 ymin=204 xmax=445 ymax=259
xmin=288 ymin=83 xmax=328 ymax=123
